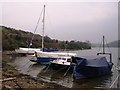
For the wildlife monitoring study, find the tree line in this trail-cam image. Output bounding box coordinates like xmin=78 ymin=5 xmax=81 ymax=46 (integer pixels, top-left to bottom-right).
xmin=1 ymin=26 xmax=91 ymax=51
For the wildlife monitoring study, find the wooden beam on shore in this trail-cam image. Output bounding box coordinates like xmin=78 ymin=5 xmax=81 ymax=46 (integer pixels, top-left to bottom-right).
xmin=0 ymin=77 xmax=16 ymax=82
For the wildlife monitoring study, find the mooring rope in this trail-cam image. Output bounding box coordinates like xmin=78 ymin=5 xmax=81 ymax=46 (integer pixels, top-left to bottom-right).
xmin=28 ymin=7 xmax=44 ymax=50
xmin=109 ymin=72 xmax=120 ymax=89
xmin=43 ymin=62 xmax=51 ymax=72
xmin=104 ymin=38 xmax=112 ymax=53
xmin=63 ymin=65 xmax=72 ymax=77
xmin=109 ymin=60 xmax=120 ymax=89
xmin=51 ymin=66 xmax=68 ymax=76
xmin=97 ymin=39 xmax=103 ymax=53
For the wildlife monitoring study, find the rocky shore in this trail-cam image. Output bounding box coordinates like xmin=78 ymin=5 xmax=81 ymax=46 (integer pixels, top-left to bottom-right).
xmin=2 ymin=53 xmax=66 ymax=89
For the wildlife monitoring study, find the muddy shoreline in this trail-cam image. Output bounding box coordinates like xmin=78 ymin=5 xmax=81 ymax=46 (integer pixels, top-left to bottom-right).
xmin=2 ymin=53 xmax=66 ymax=89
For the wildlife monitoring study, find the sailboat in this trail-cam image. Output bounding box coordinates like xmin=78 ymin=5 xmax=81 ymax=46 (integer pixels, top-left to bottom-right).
xmin=72 ymin=36 xmax=113 ymax=80
xmin=15 ymin=47 xmax=40 ymax=56
xmin=30 ymin=5 xmax=76 ymax=64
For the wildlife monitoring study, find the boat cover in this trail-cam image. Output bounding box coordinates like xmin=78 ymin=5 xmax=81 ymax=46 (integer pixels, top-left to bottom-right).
xmin=77 ymin=56 xmax=109 ymax=67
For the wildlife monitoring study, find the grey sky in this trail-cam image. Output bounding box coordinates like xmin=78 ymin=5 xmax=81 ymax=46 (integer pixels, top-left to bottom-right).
xmin=2 ymin=2 xmax=118 ymax=43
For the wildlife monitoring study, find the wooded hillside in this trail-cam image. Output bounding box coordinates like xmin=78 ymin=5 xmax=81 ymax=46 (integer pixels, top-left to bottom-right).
xmin=1 ymin=26 xmax=91 ymax=51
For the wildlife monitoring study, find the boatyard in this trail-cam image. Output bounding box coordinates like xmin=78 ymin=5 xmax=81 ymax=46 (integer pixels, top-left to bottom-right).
xmin=1 ymin=2 xmax=119 ymax=89
xmin=1 ymin=47 xmax=120 ymax=89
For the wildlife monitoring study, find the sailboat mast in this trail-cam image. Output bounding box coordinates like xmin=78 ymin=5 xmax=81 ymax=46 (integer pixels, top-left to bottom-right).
xmin=103 ymin=36 xmax=105 ymax=54
xmin=42 ymin=5 xmax=45 ymax=50
xmin=97 ymin=36 xmax=112 ymax=63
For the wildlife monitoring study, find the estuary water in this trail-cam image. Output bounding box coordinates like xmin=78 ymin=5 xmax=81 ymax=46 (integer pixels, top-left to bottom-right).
xmin=11 ymin=47 xmax=120 ymax=89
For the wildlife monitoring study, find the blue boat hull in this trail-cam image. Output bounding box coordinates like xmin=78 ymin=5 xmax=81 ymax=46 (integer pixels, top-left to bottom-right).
xmin=36 ymin=57 xmax=57 ymax=64
xmin=73 ymin=56 xmax=113 ymax=80
xmin=73 ymin=63 xmax=113 ymax=79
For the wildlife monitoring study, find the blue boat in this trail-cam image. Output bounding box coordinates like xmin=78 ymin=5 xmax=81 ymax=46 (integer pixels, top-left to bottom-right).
xmin=73 ymin=56 xmax=113 ymax=79
xmin=35 ymin=51 xmax=76 ymax=64
xmin=36 ymin=57 xmax=58 ymax=64
xmin=41 ymin=48 xmax=59 ymax=52
xmin=73 ymin=36 xmax=113 ymax=80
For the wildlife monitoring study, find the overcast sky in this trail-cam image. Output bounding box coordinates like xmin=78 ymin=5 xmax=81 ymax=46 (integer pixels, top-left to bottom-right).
xmin=2 ymin=2 xmax=118 ymax=43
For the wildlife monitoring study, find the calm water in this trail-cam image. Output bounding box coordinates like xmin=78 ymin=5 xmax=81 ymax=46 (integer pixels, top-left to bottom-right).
xmin=10 ymin=47 xmax=120 ymax=88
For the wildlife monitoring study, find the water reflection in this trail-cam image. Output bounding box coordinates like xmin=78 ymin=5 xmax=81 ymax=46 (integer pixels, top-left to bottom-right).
xmin=72 ymin=74 xmax=112 ymax=88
